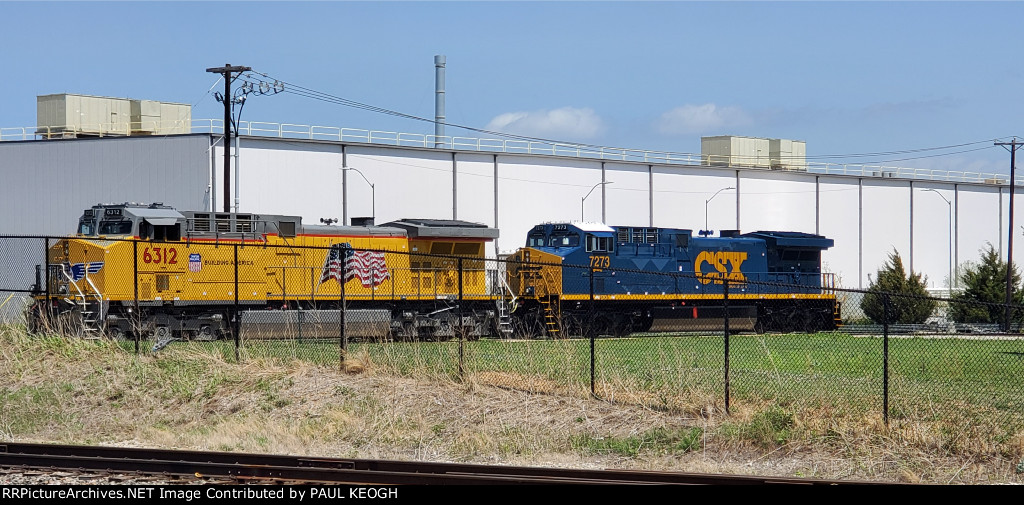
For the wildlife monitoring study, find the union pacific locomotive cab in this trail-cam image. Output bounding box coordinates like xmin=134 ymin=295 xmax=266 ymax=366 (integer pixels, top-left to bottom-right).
xmin=509 ymin=222 xmax=838 ymax=336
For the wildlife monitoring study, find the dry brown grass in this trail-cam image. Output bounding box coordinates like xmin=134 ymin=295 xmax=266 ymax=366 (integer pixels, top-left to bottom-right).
xmin=0 ymin=328 xmax=1021 ymax=484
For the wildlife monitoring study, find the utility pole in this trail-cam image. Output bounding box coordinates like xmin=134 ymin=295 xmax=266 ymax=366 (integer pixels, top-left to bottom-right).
xmin=206 ymin=64 xmax=251 ymax=213
xmin=996 ymin=138 xmax=1022 ymax=331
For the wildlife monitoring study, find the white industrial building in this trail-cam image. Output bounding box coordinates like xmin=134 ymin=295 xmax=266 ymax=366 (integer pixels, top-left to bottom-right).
xmin=1 ymin=95 xmax=1021 ymax=293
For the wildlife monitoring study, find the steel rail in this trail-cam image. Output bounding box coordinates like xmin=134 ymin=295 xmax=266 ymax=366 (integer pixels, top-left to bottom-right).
xmin=0 ymin=442 xmax=883 ymax=486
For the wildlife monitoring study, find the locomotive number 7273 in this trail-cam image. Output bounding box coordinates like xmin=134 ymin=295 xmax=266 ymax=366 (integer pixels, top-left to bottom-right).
xmin=589 ymin=255 xmax=610 ymax=270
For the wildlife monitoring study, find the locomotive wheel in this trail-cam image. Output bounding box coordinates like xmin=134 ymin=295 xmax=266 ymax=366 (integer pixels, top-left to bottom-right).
xmin=154 ymin=326 xmax=172 ymax=341
xmin=195 ymin=325 xmax=216 ymax=341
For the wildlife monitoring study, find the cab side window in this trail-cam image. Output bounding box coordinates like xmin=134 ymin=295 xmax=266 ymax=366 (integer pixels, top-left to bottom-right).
xmin=585 ymin=234 xmax=614 ymax=252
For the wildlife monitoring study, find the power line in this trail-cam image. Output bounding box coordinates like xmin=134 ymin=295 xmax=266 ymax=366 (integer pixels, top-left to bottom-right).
xmin=239 ymin=69 xmax=1008 ymax=167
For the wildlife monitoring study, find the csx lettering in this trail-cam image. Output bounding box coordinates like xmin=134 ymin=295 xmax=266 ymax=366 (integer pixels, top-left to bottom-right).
xmin=142 ymin=247 xmax=178 ymax=265
xmin=695 ymin=251 xmax=747 ymax=285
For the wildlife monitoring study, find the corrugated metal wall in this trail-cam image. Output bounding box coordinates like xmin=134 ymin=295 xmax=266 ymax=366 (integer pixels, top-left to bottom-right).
xmin=1 ymin=133 xmax=1018 ymax=290
xmin=0 ymin=134 xmax=210 ymax=235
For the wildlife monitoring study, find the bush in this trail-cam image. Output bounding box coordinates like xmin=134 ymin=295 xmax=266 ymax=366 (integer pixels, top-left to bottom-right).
xmin=949 ymin=245 xmax=1024 ymax=324
xmin=860 ymin=249 xmax=936 ymax=324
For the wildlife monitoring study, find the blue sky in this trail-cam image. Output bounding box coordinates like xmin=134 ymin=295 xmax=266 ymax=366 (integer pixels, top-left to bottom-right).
xmin=3 ymin=1 xmax=1022 ymax=174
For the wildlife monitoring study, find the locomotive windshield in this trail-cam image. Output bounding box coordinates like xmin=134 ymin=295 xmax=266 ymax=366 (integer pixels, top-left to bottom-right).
xmin=99 ymin=220 xmax=134 ymax=235
xmin=78 ymin=220 xmax=95 ymax=236
xmin=549 ymin=235 xmax=580 ymax=247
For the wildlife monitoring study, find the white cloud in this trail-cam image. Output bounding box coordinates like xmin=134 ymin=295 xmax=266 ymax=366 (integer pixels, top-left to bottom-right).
xmin=484 ymin=107 xmax=605 ymax=140
xmin=655 ymin=103 xmax=752 ymax=136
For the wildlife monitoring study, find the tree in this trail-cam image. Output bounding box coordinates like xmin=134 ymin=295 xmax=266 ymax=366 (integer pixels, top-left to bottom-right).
xmin=860 ymin=249 xmax=936 ymax=324
xmin=949 ymin=244 xmax=1024 ymax=324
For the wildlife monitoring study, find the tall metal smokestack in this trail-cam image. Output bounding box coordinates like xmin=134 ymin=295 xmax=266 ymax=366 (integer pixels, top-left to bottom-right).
xmin=434 ymin=55 xmax=446 ymax=148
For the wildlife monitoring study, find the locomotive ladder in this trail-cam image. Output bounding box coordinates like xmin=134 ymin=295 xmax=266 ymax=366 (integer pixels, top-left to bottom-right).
xmin=537 ymin=273 xmax=561 ymax=337
xmin=540 ymin=296 xmax=561 ymax=337
xmin=60 ymin=265 xmax=105 ymax=339
xmin=495 ymin=297 xmax=514 ymax=337
xmin=492 ymin=268 xmax=516 ymax=338
xmin=822 ymin=273 xmax=843 ymax=329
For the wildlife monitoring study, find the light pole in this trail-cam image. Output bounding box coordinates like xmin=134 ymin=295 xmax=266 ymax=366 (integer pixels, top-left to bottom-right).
xmin=581 ymin=181 xmax=612 ymax=222
xmin=343 ymin=167 xmax=375 ymax=224
xmin=922 ymin=188 xmax=953 ymax=292
xmin=701 ymin=187 xmax=735 ymax=237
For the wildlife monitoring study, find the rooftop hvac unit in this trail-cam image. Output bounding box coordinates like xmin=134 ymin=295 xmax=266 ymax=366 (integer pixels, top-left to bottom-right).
xmin=36 ymin=94 xmax=191 ymax=138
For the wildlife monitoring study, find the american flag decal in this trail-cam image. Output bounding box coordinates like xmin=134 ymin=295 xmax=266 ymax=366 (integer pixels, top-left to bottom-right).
xmin=319 ymin=243 xmax=390 ymax=288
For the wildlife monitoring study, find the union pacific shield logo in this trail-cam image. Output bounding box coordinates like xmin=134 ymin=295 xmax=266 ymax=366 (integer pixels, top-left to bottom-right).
xmin=189 ymin=253 xmax=202 ymax=273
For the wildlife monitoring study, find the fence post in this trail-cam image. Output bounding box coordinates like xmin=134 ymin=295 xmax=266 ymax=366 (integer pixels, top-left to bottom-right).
xmin=340 ymin=263 xmax=347 ymax=367
xmin=590 ymin=266 xmax=596 ymax=396
xmin=458 ymin=257 xmax=464 ymax=379
xmin=724 ymin=279 xmax=731 ymax=415
xmin=882 ymin=292 xmax=890 ymax=427
xmin=133 ymin=240 xmax=139 ymax=355
xmin=43 ymin=237 xmax=51 ymax=329
xmin=233 ymin=244 xmax=240 ymax=362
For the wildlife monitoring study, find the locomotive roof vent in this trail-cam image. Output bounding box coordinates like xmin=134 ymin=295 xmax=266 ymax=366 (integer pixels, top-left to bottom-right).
xmin=351 ymin=217 xmax=375 ymax=227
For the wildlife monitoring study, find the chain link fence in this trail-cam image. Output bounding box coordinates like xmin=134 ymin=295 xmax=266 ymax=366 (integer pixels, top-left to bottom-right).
xmin=1 ymin=235 xmax=1022 ymax=445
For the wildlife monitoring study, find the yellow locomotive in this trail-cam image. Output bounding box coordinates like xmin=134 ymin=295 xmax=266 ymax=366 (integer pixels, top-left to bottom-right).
xmin=34 ymin=202 xmax=501 ymax=341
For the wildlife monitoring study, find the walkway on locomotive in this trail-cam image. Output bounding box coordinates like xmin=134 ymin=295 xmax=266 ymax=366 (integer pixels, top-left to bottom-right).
xmin=518 ymin=222 xmax=836 ymax=300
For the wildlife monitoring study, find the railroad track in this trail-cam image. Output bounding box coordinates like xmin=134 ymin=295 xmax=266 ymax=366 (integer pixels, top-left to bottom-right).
xmin=0 ymin=442 xmax=881 ymax=485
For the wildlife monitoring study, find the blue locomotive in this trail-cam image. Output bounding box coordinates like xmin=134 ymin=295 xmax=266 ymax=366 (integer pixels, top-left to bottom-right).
xmin=507 ymin=222 xmax=838 ymax=336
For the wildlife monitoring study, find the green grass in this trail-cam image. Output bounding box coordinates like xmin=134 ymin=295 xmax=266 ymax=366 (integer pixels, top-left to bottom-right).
xmin=5 ymin=325 xmax=1024 ymax=477
xmin=103 ymin=331 xmax=1024 ymax=452
xmin=220 ymin=333 xmax=1024 ymax=421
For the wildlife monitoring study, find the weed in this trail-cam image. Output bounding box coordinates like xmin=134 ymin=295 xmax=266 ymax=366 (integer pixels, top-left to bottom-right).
xmin=570 ymin=427 xmax=703 ymax=457
xmin=730 ymin=407 xmax=796 ymax=448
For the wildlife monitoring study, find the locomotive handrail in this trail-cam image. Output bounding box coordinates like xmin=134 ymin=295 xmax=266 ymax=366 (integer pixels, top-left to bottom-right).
xmin=59 ymin=264 xmax=84 ymax=300
xmin=84 ymin=275 xmax=105 ymax=322
xmin=498 ymin=269 xmax=518 ymax=309
xmin=58 ymin=264 xmax=96 ymax=320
